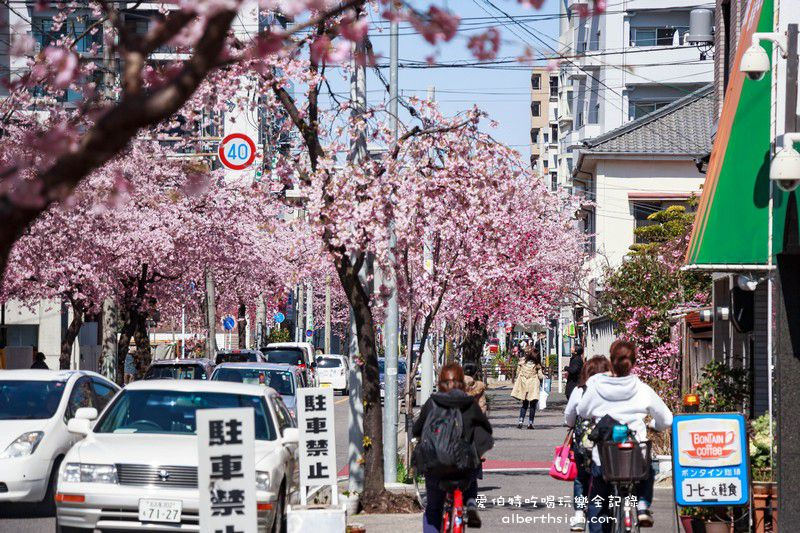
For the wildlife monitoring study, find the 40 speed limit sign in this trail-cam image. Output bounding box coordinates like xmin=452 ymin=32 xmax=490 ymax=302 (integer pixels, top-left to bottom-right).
xmin=218 ymin=133 xmax=257 ymax=170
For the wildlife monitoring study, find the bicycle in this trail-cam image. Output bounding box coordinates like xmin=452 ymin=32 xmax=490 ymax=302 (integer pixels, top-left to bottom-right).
xmin=440 ymin=479 xmax=468 ymax=533
xmin=598 ymin=436 xmax=653 ymax=533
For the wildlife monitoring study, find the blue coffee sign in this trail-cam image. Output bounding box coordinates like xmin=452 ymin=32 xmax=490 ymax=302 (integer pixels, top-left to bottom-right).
xmin=671 ymin=413 xmax=749 ymax=507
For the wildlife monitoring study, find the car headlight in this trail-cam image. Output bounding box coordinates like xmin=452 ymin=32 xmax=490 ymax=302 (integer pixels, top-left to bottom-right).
xmin=256 ymin=471 xmax=271 ymax=491
xmin=0 ymin=432 xmax=44 ymax=458
xmin=61 ymin=463 xmax=118 ymax=484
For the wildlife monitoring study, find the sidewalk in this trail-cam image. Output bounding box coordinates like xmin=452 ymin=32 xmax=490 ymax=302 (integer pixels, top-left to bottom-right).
xmin=347 ymin=385 xmax=680 ymax=532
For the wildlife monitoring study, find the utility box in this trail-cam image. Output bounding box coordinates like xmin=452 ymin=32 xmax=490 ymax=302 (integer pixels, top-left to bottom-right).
xmin=286 ymin=503 xmax=346 ymax=533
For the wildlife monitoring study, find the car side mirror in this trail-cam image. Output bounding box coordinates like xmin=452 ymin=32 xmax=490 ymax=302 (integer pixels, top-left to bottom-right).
xmin=75 ymin=407 xmax=98 ymax=421
xmin=67 ymin=418 xmax=91 ymax=436
xmin=282 ymin=427 xmax=299 ymax=446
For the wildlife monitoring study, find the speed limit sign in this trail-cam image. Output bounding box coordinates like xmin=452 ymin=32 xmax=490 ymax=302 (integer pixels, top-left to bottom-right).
xmin=218 ymin=133 xmax=257 ymax=170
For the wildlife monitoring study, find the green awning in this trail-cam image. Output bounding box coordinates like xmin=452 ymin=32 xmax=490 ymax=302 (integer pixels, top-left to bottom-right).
xmin=686 ymin=0 xmax=796 ymax=269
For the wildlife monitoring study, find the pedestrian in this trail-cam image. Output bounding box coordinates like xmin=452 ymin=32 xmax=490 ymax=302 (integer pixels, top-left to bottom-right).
xmin=124 ymin=351 xmax=136 ymax=384
xmin=31 ymin=351 xmax=49 ymax=369
xmin=511 ymin=346 xmax=545 ymax=429
xmin=564 ymin=344 xmax=585 ymax=400
xmin=413 ymin=363 xmax=494 ymax=531
xmin=576 ymin=340 xmax=673 ymax=531
xmin=463 ymin=362 xmax=488 ymax=414
xmin=534 ymin=331 xmax=547 ymax=360
xmin=564 ymin=355 xmax=611 ymax=531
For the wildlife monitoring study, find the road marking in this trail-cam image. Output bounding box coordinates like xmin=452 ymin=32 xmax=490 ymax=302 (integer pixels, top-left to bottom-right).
xmin=335 ymin=397 xmax=348 ymax=405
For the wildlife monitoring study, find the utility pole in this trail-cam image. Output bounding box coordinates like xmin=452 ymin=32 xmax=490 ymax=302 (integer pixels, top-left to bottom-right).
xmin=420 ymin=85 xmax=436 ymax=405
xmin=296 ymin=286 xmax=305 ymax=343
xmin=205 ymin=269 xmax=218 ymax=359
xmin=324 ymin=276 xmax=332 ymax=354
xmin=347 ymin=21 xmax=368 ymax=495
xmin=305 ymin=282 xmax=313 ymax=345
xmin=382 ymin=0 xmax=400 ymax=485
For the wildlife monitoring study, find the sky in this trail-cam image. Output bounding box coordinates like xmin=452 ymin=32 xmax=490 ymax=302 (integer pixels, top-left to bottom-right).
xmin=318 ymin=0 xmax=563 ymax=160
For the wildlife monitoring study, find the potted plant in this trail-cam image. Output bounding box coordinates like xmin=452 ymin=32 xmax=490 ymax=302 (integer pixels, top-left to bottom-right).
xmin=679 ymin=507 xmax=732 ymax=533
xmin=750 ymin=414 xmax=777 ymax=532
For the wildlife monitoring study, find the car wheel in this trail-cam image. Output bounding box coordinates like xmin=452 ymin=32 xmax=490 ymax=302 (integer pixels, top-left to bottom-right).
xmin=271 ymin=481 xmax=286 ymax=533
xmin=40 ymin=456 xmax=62 ymax=515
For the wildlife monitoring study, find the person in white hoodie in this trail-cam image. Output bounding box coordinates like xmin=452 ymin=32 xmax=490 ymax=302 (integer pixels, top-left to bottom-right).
xmin=576 ymin=340 xmax=673 ymax=532
xmin=564 ymin=355 xmax=611 ymax=532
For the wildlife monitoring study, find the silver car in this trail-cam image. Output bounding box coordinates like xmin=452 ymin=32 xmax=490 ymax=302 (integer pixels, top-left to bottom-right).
xmin=210 ymin=363 xmax=303 ymax=420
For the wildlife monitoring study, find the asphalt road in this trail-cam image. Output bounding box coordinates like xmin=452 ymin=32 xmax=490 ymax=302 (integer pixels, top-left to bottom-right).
xmin=0 ymin=391 xmax=352 ymax=533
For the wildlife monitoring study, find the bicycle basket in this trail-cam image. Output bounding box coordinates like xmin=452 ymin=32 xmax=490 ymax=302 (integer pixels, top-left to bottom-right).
xmin=599 ymin=441 xmax=652 ymax=482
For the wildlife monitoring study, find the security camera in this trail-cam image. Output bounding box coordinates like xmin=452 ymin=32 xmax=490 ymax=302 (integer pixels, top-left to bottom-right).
xmin=770 ymin=133 xmax=800 ymax=192
xmin=736 ymin=274 xmax=759 ymax=291
xmin=741 ymin=43 xmax=770 ymax=81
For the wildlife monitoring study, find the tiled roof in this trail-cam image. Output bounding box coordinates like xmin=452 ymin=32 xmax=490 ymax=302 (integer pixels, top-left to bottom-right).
xmin=581 ymin=84 xmax=714 ymax=156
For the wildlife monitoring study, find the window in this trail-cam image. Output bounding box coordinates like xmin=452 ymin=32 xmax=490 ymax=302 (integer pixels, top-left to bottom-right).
xmin=629 ymin=100 xmax=670 ymax=119
xmin=66 ymin=377 xmax=96 ymax=420
xmin=272 ymin=396 xmax=296 ymax=433
xmin=633 ymin=201 xmax=662 ymax=243
xmin=531 ymin=73 xmax=541 ymax=90
xmin=531 ymin=128 xmax=540 ymax=143
xmin=631 ymin=27 xmax=689 ymax=47
xmin=550 ymin=172 xmax=558 ymax=191
xmin=543 ymin=132 xmax=549 ymax=143
xmin=550 ymin=76 xmax=559 ymax=97
xmin=551 ymin=125 xmax=558 ymax=143
xmin=91 ymin=379 xmax=117 ymax=411
xmin=531 ymin=101 xmax=541 ymax=117
xmin=0 ymin=380 xmax=66 ymax=420
xmin=589 ymin=103 xmax=600 ymax=124
xmin=32 ymin=16 xmax=103 ymax=53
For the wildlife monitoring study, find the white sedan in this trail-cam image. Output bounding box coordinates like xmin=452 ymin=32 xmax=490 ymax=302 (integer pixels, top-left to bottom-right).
xmin=0 ymin=370 xmax=120 ymax=511
xmin=314 ymin=354 xmax=349 ymax=394
xmin=55 ymin=379 xmax=299 ymax=532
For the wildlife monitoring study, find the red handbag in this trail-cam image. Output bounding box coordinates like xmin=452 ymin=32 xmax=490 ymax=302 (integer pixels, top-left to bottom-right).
xmin=549 ymin=430 xmax=578 ymax=481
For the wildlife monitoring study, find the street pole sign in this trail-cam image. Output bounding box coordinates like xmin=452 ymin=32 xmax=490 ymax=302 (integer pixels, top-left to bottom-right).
xmin=297 ymin=387 xmax=337 ymax=506
xmin=305 ymin=329 xmax=313 ymax=338
xmin=274 ymin=312 xmax=285 ymax=324
xmin=222 ymin=316 xmax=236 ymax=331
xmin=671 ymin=413 xmax=750 ymax=506
xmin=197 ymin=408 xmax=257 ymax=533
xmin=218 ymin=133 xmax=257 ymax=171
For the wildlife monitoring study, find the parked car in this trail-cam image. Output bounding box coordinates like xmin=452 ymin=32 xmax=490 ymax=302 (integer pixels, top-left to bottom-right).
xmin=378 ymin=358 xmax=407 ymax=404
xmin=264 ymin=343 xmax=317 ymax=386
xmin=143 ymin=358 xmax=215 ymax=380
xmin=55 ymin=379 xmax=299 ymax=532
xmin=214 ymin=349 xmax=266 ymax=365
xmin=314 ymin=354 xmax=348 ymax=395
xmin=0 ymin=369 xmax=120 ymax=511
xmin=211 ymin=362 xmax=304 ymax=419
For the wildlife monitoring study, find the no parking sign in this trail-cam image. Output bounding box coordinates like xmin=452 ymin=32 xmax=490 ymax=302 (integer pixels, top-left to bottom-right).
xmin=218 ymin=133 xmax=257 ymax=170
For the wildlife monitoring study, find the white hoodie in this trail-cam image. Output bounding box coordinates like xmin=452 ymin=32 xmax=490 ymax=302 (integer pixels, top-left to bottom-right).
xmin=576 ymin=373 xmax=673 ymax=464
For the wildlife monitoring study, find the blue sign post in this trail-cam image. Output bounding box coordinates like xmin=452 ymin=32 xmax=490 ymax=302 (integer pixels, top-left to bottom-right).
xmin=274 ymin=312 xmax=285 ymax=324
xmin=671 ymin=413 xmax=750 ymax=507
xmin=222 ymin=316 xmax=236 ymax=331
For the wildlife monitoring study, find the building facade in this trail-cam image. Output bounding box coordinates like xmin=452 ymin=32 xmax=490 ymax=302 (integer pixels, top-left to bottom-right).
xmin=529 ymin=67 xmax=559 ymax=189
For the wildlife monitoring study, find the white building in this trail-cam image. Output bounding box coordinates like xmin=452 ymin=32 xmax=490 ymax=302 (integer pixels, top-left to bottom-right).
xmin=551 ymin=0 xmax=714 ymax=191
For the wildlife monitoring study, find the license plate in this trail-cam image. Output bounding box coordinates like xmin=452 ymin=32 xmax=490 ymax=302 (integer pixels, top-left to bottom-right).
xmin=321 ymin=382 xmax=331 ymax=387
xmin=138 ymin=499 xmax=182 ymax=523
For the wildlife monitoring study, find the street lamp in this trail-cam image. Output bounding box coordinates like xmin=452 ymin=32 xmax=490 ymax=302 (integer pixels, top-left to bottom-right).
xmin=740 ymin=32 xmax=788 ymax=81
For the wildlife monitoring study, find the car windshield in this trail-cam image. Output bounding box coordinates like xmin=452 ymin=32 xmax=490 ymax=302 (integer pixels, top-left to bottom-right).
xmin=0 ymin=380 xmax=67 ymax=420
xmin=95 ymin=389 xmax=276 ymax=440
xmin=265 ymin=349 xmax=305 ymax=366
xmin=316 ymin=357 xmax=342 ymax=368
xmin=145 ymin=364 xmax=206 ymax=380
xmin=212 ymin=368 xmax=295 ymax=395
xmin=378 ymin=360 xmax=407 ymax=374
xmin=215 ymin=352 xmax=257 ymax=365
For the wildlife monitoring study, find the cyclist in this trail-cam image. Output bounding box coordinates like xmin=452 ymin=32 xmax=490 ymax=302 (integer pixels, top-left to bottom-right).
xmin=413 ymin=363 xmax=494 ymax=531
xmin=576 ymin=340 xmax=672 ymax=531
xmin=564 ymin=355 xmax=612 ymax=531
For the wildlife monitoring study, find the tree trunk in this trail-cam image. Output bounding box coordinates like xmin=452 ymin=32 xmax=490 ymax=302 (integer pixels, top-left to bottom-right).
xmin=462 ymin=317 xmax=488 ymax=368
xmin=237 ymin=301 xmax=247 ymax=349
xmin=100 ymin=297 xmax=118 ymax=380
xmin=205 ymin=268 xmax=218 ymax=358
xmin=116 ymin=308 xmax=136 ymax=386
xmin=335 ymin=255 xmax=384 ymax=500
xmin=132 ymin=312 xmax=151 ymax=378
xmin=60 ymin=304 xmax=84 ymax=370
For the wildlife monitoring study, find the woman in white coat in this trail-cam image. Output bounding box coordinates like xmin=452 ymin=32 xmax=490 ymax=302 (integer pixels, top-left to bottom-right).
xmin=511 ymin=346 xmax=545 ymax=429
xmin=576 ymin=340 xmax=673 ymax=531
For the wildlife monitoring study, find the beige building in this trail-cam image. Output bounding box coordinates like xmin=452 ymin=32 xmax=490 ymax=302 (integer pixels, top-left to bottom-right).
xmin=529 ymin=67 xmax=559 ymax=189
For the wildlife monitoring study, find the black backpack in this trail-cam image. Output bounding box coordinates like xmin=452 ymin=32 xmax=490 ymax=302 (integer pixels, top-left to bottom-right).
xmin=413 ymin=402 xmax=479 ymax=476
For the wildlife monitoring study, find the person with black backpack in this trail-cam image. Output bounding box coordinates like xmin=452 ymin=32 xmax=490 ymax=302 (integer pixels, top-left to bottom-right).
xmin=564 ymin=355 xmax=611 ymax=531
xmin=412 ymin=363 xmax=494 ymax=531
